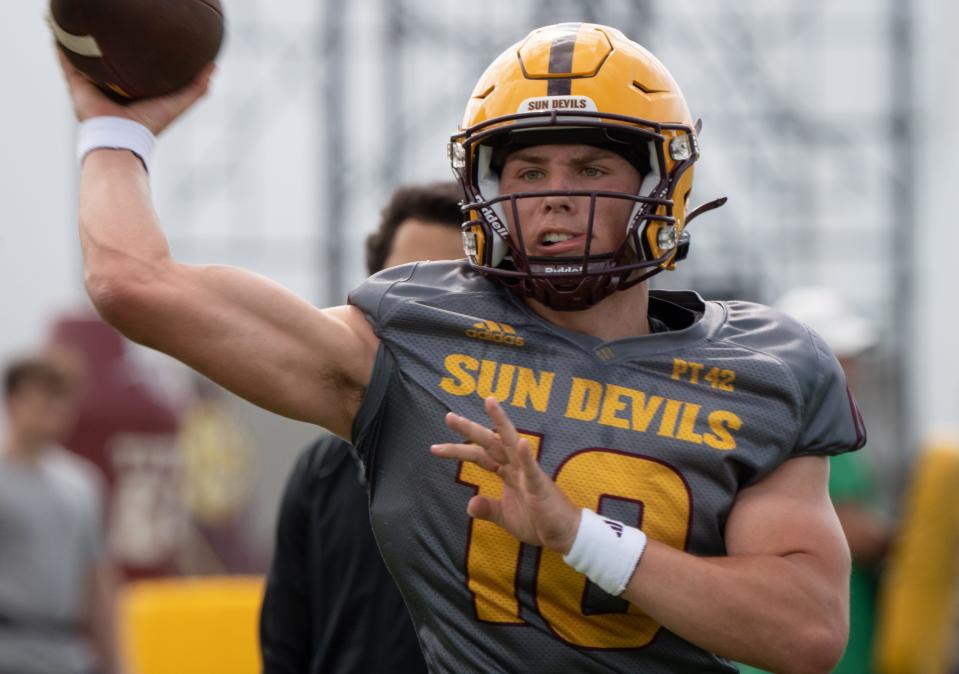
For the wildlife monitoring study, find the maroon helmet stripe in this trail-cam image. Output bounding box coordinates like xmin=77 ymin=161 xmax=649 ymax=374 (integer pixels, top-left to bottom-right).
xmin=547 ymin=23 xmax=580 ymax=96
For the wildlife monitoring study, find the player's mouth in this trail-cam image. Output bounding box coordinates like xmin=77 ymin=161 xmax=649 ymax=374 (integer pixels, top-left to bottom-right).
xmin=532 ymin=231 xmax=589 ymax=256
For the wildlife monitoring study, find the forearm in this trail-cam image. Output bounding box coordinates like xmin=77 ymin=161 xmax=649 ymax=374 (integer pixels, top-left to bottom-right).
xmin=79 ymin=150 xmax=172 ymax=290
xmin=622 ymin=540 xmax=847 ymax=674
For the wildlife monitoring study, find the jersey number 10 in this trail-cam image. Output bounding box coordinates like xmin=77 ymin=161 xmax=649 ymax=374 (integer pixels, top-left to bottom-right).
xmin=458 ymin=432 xmax=692 ymax=649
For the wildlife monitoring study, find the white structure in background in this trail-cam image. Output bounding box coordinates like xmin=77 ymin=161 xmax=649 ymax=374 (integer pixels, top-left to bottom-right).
xmin=913 ymin=0 xmax=959 ymax=442
xmin=1 ymin=1 xmax=80 ymax=367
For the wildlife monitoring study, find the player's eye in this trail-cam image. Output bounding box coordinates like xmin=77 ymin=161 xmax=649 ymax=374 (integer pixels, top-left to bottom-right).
xmin=580 ymin=166 xmax=606 ymax=178
xmin=519 ymin=168 xmax=545 ymax=181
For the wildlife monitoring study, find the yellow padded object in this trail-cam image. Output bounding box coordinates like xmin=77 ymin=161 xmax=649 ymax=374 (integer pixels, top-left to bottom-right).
xmin=120 ymin=576 xmax=264 ymax=674
xmin=874 ymin=441 xmax=959 ymax=674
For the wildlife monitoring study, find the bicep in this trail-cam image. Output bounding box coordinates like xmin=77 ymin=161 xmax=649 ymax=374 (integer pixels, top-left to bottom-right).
xmin=101 ymin=261 xmax=377 ymax=437
xmin=725 ymin=456 xmax=850 ymax=582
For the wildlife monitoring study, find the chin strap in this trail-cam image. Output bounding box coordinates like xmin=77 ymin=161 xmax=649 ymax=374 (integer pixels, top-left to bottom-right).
xmin=686 ymin=196 xmax=727 ymax=225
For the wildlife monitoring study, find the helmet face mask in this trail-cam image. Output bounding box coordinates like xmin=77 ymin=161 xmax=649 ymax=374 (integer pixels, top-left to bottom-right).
xmin=449 ymin=23 xmax=717 ymax=311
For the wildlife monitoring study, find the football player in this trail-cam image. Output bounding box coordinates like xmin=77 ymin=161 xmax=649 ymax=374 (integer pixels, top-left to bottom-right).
xmin=260 ymin=182 xmax=463 ymax=674
xmin=56 ymin=22 xmax=860 ymax=673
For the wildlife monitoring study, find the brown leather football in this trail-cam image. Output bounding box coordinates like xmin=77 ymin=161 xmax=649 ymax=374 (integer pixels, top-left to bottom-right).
xmin=49 ymin=0 xmax=224 ymax=101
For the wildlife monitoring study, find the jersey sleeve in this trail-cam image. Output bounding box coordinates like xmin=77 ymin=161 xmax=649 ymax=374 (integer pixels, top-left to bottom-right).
xmin=348 ymin=260 xmax=477 ymax=332
xmin=346 ymin=264 xmax=422 ymax=471
xmin=347 ymin=263 xmax=419 ymax=333
xmin=347 ymin=260 xmax=481 ymax=473
xmin=790 ymin=327 xmax=867 ymax=458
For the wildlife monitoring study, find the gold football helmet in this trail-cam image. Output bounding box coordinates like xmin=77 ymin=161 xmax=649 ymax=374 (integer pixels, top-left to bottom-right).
xmin=449 ymin=23 xmax=725 ymax=310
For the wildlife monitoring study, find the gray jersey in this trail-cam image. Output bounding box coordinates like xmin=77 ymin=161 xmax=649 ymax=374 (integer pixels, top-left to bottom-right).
xmin=0 ymin=448 xmax=105 ymax=674
xmin=349 ymin=260 xmax=864 ymax=674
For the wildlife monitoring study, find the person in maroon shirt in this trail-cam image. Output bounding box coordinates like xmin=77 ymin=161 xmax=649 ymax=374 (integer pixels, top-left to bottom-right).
xmin=49 ymin=315 xmax=182 ymax=579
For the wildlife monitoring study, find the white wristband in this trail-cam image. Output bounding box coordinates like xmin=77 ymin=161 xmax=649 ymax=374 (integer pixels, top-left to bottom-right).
xmin=77 ymin=116 xmax=156 ymax=173
xmin=563 ymin=508 xmax=647 ymax=596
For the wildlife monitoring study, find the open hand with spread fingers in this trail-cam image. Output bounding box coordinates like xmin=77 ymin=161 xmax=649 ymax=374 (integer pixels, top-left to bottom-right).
xmin=431 ymin=397 xmax=581 ymax=555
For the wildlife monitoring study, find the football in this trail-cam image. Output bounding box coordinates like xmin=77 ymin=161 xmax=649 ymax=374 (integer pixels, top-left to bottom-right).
xmin=49 ymin=0 xmax=224 ymax=101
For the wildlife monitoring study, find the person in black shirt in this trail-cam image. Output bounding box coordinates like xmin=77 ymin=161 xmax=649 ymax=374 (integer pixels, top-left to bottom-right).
xmin=259 ymin=182 xmax=465 ymax=674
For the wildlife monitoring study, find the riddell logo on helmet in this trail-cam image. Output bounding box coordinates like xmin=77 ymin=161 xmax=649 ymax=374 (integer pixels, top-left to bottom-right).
xmin=481 ymin=207 xmax=510 ymax=239
xmin=466 ymin=321 xmax=525 ymax=347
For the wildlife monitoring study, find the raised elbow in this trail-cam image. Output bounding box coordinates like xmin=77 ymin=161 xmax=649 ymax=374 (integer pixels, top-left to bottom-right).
xmin=84 ymin=262 xmax=166 ymax=339
xmin=85 ymin=268 xmax=132 ymax=320
xmin=84 ymin=267 xmax=118 ymax=312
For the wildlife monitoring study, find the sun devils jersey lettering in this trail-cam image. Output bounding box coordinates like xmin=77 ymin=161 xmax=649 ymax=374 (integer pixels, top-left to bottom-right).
xmin=348 ymin=260 xmax=864 ymax=674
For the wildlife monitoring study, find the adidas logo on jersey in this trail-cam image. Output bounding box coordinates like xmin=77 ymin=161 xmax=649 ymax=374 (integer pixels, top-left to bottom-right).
xmin=465 ymin=320 xmax=525 ymax=347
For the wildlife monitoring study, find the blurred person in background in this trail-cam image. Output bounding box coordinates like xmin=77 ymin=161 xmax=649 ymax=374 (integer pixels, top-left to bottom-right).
xmin=259 ymin=181 xmax=465 ymax=674
xmin=47 ymin=316 xmax=183 ymax=580
xmin=50 ymin=310 xmax=265 ymax=580
xmin=0 ymin=355 xmax=119 ymax=674
xmin=740 ymin=287 xmax=889 ymax=674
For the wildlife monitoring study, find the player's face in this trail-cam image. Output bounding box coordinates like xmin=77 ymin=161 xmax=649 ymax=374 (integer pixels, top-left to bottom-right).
xmin=384 ymin=218 xmax=464 ymax=268
xmin=498 ymin=144 xmax=642 ymax=257
xmin=5 ymin=383 xmax=78 ymax=446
